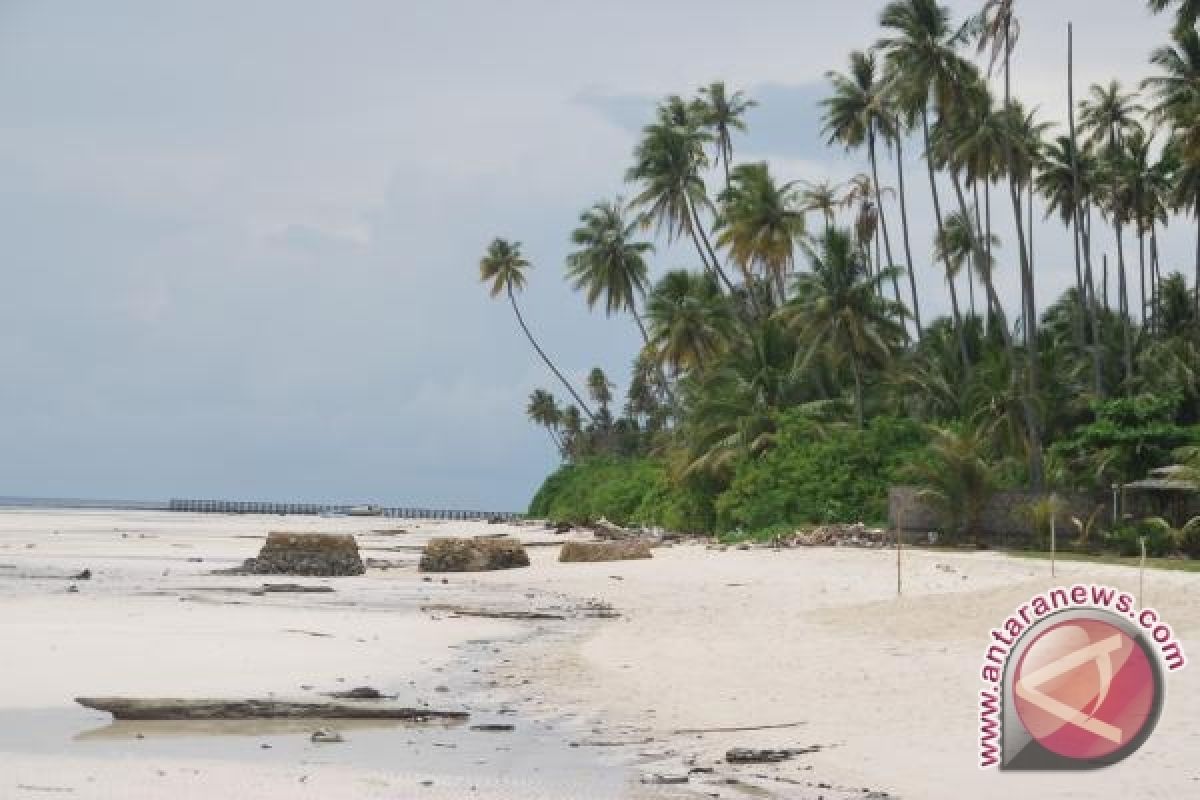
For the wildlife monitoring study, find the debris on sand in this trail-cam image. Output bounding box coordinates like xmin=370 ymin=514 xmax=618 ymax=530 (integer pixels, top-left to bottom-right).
xmin=470 ymin=723 xmax=515 ymax=732
xmin=421 ymin=604 xmax=565 ymax=621
xmin=418 ymin=537 xmax=530 ymax=573
xmin=75 ymin=697 xmax=469 ymax=721
xmin=228 ymin=533 xmax=365 ymax=577
xmin=310 ymin=729 xmax=345 ymax=743
xmin=559 ymin=540 xmax=653 ymax=563
xmin=724 ymin=745 xmax=822 ymax=764
xmin=324 ymin=687 xmax=396 ymax=700
xmin=776 ymin=523 xmax=887 ymax=549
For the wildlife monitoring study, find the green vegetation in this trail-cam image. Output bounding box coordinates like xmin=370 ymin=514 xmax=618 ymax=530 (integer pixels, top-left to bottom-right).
xmin=490 ymin=1 xmax=1200 ymax=545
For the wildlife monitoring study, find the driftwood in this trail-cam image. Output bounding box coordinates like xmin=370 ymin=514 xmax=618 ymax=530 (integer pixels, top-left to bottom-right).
xmin=421 ymin=604 xmax=565 ymax=621
xmin=672 ymin=721 xmax=806 ymax=735
xmin=76 ymin=697 xmax=468 ymax=721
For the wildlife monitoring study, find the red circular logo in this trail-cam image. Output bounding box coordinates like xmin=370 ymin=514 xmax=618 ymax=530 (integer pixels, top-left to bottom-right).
xmin=1013 ymin=618 xmax=1157 ymax=761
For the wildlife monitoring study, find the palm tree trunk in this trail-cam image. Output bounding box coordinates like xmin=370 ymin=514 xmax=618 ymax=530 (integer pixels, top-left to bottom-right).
xmin=893 ymin=124 xmax=922 ymax=339
xmin=507 ymin=286 xmax=596 ymax=421
xmin=1138 ymin=216 xmax=1147 ymax=328
xmin=688 ymin=198 xmax=739 ymax=298
xmin=1066 ymin=22 xmax=1093 ymax=377
xmin=1115 ymin=222 xmax=1134 ymax=392
xmin=1195 ymin=201 xmax=1200 ymax=313
xmin=632 ymin=307 xmax=677 ymax=410
xmin=985 ymin=182 xmax=994 ymax=333
xmin=868 ymin=128 xmax=905 ymax=314
xmin=922 ymin=109 xmax=970 ymax=369
xmin=852 ymin=357 xmax=865 ymax=430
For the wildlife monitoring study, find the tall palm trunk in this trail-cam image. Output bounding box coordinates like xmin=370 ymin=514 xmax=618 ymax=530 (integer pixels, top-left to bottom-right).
xmin=687 ymin=199 xmax=738 ymax=297
xmin=507 ymin=286 xmax=595 ymax=421
xmin=632 ymin=307 xmax=676 ymax=410
xmin=1115 ymin=220 xmax=1134 ymax=392
xmin=922 ymin=109 xmax=970 ymax=369
xmin=851 ymin=357 xmax=865 ymax=430
xmin=893 ymin=123 xmax=922 ymax=339
xmin=1194 ymin=199 xmax=1200 ymax=313
xmin=868 ymin=126 xmax=905 ymax=315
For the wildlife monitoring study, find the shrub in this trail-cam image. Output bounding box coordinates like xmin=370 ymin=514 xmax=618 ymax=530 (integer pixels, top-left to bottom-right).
xmin=713 ymin=414 xmax=928 ymax=533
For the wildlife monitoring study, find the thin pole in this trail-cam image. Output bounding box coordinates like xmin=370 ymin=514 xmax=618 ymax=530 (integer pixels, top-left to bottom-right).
xmin=1139 ymin=536 xmax=1147 ymax=605
xmin=897 ymin=517 xmax=903 ymax=596
xmin=1050 ymin=508 xmax=1057 ymax=579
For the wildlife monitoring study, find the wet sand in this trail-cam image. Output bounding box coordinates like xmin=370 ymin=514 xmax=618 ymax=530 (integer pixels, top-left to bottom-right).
xmin=2 ymin=509 xmax=1199 ymax=798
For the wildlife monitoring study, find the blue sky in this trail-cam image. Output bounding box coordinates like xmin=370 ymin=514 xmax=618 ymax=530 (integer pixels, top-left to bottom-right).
xmin=0 ymin=1 xmax=1182 ymax=508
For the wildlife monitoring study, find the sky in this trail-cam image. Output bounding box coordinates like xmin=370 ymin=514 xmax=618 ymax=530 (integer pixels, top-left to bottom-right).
xmin=0 ymin=1 xmax=1184 ymax=509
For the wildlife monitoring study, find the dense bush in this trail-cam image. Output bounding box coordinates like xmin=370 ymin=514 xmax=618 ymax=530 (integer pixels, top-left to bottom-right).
xmin=713 ymin=414 xmax=928 ymax=533
xmin=1102 ymin=521 xmax=1177 ymax=558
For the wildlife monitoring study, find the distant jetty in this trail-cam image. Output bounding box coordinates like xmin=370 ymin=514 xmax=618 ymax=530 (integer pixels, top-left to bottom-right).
xmin=0 ymin=496 xmax=520 ymax=521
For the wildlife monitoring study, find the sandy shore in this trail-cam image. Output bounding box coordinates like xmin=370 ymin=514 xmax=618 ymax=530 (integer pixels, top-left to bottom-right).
xmin=2 ymin=509 xmax=1198 ymax=798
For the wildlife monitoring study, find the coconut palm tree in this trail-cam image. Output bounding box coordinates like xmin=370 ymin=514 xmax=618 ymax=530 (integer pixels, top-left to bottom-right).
xmin=694 ymin=82 xmax=757 ymax=189
xmin=526 ymin=389 xmax=563 ymax=452
xmin=1038 ymin=135 xmax=1105 ymax=393
xmin=644 ymin=270 xmax=735 ymax=374
xmin=878 ymin=0 xmax=976 ymax=369
xmin=587 ymin=367 xmax=614 ymax=414
xmin=1081 ymin=81 xmax=1144 ymax=390
xmin=798 ymin=179 xmax=842 ymax=229
xmin=935 ymin=208 xmax=999 ymax=292
xmin=1147 ymin=0 xmax=1200 ymax=34
xmin=907 ymin=424 xmax=997 ymax=544
xmin=1145 ymin=29 xmax=1200 ymax=309
xmin=782 ymin=228 xmax=908 ymax=428
xmin=627 ymin=109 xmax=737 ymax=295
xmin=479 ymin=237 xmax=595 ymax=421
xmin=714 ymin=162 xmax=806 ymax=305
xmin=822 ymin=50 xmax=918 ymax=332
xmin=565 ymin=198 xmax=674 ymax=406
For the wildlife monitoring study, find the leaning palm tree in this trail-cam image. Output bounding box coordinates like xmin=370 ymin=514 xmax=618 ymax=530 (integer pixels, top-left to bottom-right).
xmin=878 ymin=0 xmax=977 ymax=369
xmin=626 ymin=109 xmax=737 ymax=295
xmin=526 ymin=389 xmax=563 ymax=452
xmin=693 ymin=82 xmax=756 ymax=189
xmin=644 ymin=270 xmax=735 ymax=374
xmin=566 ymin=198 xmax=673 ymax=406
xmin=714 ymin=162 xmax=806 ymax=305
xmin=822 ymin=50 xmax=919 ymax=333
xmin=781 ymin=228 xmax=908 ymax=428
xmin=479 ymin=238 xmax=595 ymax=421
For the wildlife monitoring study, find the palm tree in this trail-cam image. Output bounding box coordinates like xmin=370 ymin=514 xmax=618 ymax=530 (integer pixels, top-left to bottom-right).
xmin=1147 ymin=0 xmax=1200 ymax=34
xmin=526 ymin=389 xmax=563 ymax=452
xmin=1081 ymin=80 xmax=1144 ymax=390
xmin=1038 ymin=135 xmax=1105 ymax=394
xmin=935 ymin=208 xmax=999 ymax=292
xmin=1145 ymin=29 xmax=1200 ymax=309
xmin=822 ymin=50 xmax=918 ymax=333
xmin=627 ymin=109 xmax=737 ymax=295
xmin=878 ymin=0 xmax=976 ymax=369
xmin=479 ymin=237 xmax=596 ymax=421
xmin=565 ymin=198 xmax=674 ymax=406
xmin=587 ymin=367 xmax=614 ymax=414
xmin=644 ymin=270 xmax=735 ymax=374
xmin=693 ymin=82 xmax=756 ymax=189
xmin=907 ymin=424 xmax=997 ymax=544
xmin=798 ymin=179 xmax=842 ymax=229
xmin=782 ymin=228 xmax=908 ymax=428
xmin=714 ymin=162 xmax=805 ymax=305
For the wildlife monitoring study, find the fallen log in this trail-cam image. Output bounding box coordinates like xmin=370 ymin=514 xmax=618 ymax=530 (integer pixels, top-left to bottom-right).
xmin=76 ymin=697 xmax=468 ymax=721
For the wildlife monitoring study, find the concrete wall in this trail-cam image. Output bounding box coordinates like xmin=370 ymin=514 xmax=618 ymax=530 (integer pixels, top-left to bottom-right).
xmin=888 ymin=486 xmax=1110 ymax=547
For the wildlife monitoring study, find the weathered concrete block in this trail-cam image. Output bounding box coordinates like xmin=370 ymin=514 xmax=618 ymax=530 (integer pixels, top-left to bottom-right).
xmin=244 ymin=532 xmax=365 ymax=576
xmin=418 ymin=537 xmax=530 ymax=572
xmin=558 ymin=540 xmax=653 ymax=563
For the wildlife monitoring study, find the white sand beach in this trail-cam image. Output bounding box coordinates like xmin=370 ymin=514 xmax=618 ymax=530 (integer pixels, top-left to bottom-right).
xmin=1 ymin=509 xmax=1197 ymax=799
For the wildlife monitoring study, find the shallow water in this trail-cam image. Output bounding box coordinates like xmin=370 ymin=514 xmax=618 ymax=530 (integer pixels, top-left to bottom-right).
xmin=0 ymin=706 xmax=641 ymax=795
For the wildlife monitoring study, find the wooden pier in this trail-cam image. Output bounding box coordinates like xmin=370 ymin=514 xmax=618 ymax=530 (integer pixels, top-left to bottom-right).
xmin=167 ymin=498 xmax=520 ymax=521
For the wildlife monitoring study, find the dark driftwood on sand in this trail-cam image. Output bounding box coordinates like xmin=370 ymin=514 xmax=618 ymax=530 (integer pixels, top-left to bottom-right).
xmin=75 ymin=697 xmax=468 ymax=721
xmin=420 ymin=604 xmax=565 ymax=620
